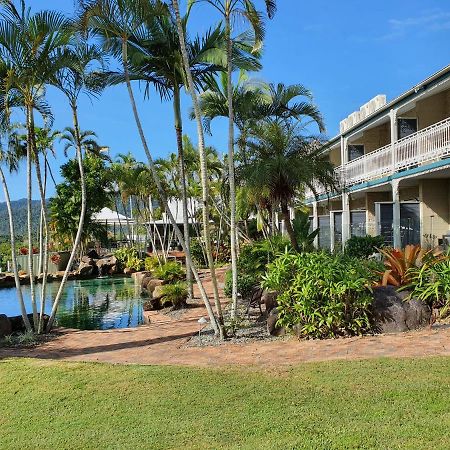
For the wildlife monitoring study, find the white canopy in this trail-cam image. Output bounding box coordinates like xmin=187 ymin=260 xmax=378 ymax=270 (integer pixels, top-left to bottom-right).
xmin=92 ymin=207 xmax=135 ymax=225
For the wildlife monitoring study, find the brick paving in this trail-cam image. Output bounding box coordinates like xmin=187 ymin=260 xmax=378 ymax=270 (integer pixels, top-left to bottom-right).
xmin=1 ymin=268 xmax=449 ymax=366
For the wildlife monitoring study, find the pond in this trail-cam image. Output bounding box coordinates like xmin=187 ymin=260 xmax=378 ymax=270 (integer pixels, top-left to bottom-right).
xmin=0 ymin=277 xmax=144 ymax=330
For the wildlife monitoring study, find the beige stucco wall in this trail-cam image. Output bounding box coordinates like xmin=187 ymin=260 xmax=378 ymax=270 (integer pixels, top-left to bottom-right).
xmin=329 ymin=146 xmax=341 ymax=167
xmin=400 ymin=186 xmax=419 ymax=202
xmin=420 ymin=179 xmax=449 ymax=248
xmin=351 ymin=122 xmax=390 ymax=155
xmin=408 ymin=89 xmax=450 ymax=130
xmin=350 ymin=196 xmax=366 ymax=210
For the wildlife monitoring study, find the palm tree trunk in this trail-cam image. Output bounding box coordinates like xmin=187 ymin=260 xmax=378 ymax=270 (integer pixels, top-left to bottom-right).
xmin=0 ymin=166 xmax=32 ymax=332
xmin=25 ymin=104 xmax=38 ymax=330
xmin=120 ymin=38 xmax=221 ymax=336
xmin=171 ymin=0 xmax=225 ymax=338
xmin=281 ymin=201 xmax=299 ymax=251
xmin=225 ymin=13 xmax=239 ymax=318
xmin=173 ymin=86 xmax=193 ymax=300
xmin=46 ymin=102 xmax=87 ymax=332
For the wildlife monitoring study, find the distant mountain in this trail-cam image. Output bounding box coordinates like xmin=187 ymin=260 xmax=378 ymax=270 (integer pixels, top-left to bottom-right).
xmin=0 ymin=198 xmax=43 ymax=238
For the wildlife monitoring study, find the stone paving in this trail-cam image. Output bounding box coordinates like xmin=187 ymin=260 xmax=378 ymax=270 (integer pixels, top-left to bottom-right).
xmin=1 ymin=268 xmax=449 ymax=366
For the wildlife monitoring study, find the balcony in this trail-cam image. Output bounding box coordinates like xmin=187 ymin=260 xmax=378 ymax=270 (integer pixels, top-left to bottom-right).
xmin=306 ymin=116 xmax=450 ymax=200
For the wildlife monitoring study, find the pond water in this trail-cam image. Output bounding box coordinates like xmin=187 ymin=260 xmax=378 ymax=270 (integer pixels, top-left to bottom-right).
xmin=0 ymin=277 xmax=144 ymax=330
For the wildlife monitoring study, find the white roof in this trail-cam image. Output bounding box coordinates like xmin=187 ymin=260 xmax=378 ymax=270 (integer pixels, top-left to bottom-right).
xmin=92 ymin=207 xmax=135 ymax=224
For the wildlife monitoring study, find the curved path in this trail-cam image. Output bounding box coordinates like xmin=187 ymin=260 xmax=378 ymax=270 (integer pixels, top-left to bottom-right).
xmin=1 ymin=268 xmax=449 ymax=366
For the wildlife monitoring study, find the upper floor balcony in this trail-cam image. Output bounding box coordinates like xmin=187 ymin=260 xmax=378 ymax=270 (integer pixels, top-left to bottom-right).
xmin=306 ymin=115 xmax=450 ymax=200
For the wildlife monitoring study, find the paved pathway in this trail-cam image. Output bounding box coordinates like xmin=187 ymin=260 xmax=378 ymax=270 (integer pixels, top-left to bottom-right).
xmin=1 ymin=268 xmax=449 ymax=366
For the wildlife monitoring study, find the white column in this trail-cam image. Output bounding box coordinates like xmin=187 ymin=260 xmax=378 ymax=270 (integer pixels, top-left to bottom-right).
xmin=312 ymin=202 xmax=319 ymax=248
xmin=392 ymin=179 xmax=401 ymax=248
xmin=330 ymin=211 xmax=335 ymax=252
xmin=342 ymin=192 xmax=351 ymax=247
xmin=390 ymin=108 xmax=398 ymax=171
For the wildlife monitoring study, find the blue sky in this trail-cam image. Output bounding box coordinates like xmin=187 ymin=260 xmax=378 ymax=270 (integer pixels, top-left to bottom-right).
xmin=3 ymin=0 xmax=450 ymax=199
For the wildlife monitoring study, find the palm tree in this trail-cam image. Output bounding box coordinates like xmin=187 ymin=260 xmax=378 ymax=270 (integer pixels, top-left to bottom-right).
xmin=240 ymin=120 xmax=335 ymax=251
xmin=46 ymin=42 xmax=106 ymax=332
xmin=170 ymin=0 xmax=227 ymax=337
xmin=0 ymin=1 xmax=72 ymax=330
xmin=191 ymin=0 xmax=276 ymax=318
xmin=122 ymin=11 xmax=229 ymax=300
xmin=60 ymin=127 xmax=107 ymax=158
xmin=81 ymin=0 xmax=222 ymax=337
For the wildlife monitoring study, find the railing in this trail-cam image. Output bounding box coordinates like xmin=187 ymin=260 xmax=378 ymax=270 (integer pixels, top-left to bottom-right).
xmin=305 ymin=116 xmax=450 ymax=200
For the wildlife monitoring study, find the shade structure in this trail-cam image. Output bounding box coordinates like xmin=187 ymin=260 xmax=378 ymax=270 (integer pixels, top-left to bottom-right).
xmin=92 ymin=207 xmax=135 ymax=225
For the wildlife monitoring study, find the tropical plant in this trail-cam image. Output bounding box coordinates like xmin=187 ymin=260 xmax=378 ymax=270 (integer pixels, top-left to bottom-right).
xmin=406 ymin=255 xmax=450 ymax=317
xmin=376 ymin=244 xmax=441 ymax=287
xmin=224 ymin=269 xmax=256 ymax=300
xmin=160 ymin=282 xmax=188 ymax=308
xmin=60 ymin=127 xmax=107 ymax=158
xmin=153 ymin=260 xmax=185 ymax=283
xmin=114 ymin=247 xmax=143 ymax=271
xmin=345 ymin=235 xmax=385 ymax=259
xmin=239 ymin=120 xmax=335 ymax=251
xmin=82 ymin=0 xmax=223 ymax=337
xmin=144 ymin=256 xmax=160 ymax=272
xmin=263 ymin=252 xmax=376 ymax=338
xmin=292 ymin=211 xmax=319 ymax=253
xmin=193 ymin=0 xmax=277 ymax=320
xmin=0 ymin=0 xmax=72 ymax=331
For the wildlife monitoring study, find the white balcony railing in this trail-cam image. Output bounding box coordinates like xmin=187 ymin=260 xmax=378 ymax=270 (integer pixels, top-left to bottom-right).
xmin=305 ymin=116 xmax=450 ymax=200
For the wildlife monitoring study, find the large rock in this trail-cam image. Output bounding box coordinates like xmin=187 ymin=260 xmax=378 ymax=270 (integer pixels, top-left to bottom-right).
xmin=0 ymin=274 xmax=15 ymax=288
xmin=372 ymin=286 xmax=431 ymax=333
xmin=152 ymin=285 xmax=166 ymax=301
xmin=267 ymin=308 xmax=286 ymax=336
xmin=0 ymin=314 xmax=12 ymax=337
xmin=262 ymin=289 xmax=278 ymax=313
xmin=96 ymin=256 xmax=117 ymax=276
xmin=147 ymin=279 xmax=165 ymax=293
xmin=86 ymin=249 xmax=100 ymax=259
xmin=143 ymin=298 xmax=162 ymax=311
xmin=77 ymin=261 xmax=96 ymax=277
xmin=8 ymin=313 xmax=50 ymax=333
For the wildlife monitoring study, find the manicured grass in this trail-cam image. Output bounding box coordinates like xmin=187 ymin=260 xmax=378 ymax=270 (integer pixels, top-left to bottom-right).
xmin=0 ymin=357 xmax=449 ymax=449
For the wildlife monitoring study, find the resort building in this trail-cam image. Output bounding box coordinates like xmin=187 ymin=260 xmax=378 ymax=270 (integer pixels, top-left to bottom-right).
xmin=306 ymin=64 xmax=450 ymax=251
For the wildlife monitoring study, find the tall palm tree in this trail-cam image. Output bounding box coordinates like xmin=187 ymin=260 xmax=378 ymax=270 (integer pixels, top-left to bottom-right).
xmin=170 ymin=0 xmax=227 ymax=337
xmin=60 ymin=127 xmax=107 ymax=158
xmin=191 ymin=0 xmax=276 ymax=318
xmin=46 ymin=42 xmax=106 ymax=332
xmin=240 ymin=120 xmax=335 ymax=251
xmin=123 ymin=11 xmax=230 ymax=300
xmin=81 ymin=0 xmax=222 ymax=337
xmin=0 ymin=1 xmax=72 ymax=330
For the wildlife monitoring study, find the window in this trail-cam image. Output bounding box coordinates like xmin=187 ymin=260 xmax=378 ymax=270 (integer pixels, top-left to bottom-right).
xmin=350 ymin=211 xmax=366 ymax=237
xmin=348 ymin=144 xmax=364 ymax=161
xmin=397 ymin=118 xmax=417 ymax=139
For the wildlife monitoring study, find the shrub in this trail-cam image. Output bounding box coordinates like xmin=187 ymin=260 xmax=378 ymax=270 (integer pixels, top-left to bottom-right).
xmin=407 ymin=255 xmax=450 ymax=317
xmin=144 ymin=256 xmax=160 ymax=272
xmin=376 ymin=245 xmax=442 ymax=287
xmin=345 ymin=235 xmax=385 ymax=259
xmin=190 ymin=238 xmax=206 ymax=267
xmin=224 ymin=270 xmax=257 ymax=300
xmin=114 ymin=247 xmax=143 ymax=271
xmin=161 ymin=282 xmax=188 ymax=309
xmin=263 ymin=252 xmax=375 ymax=338
xmin=153 ymin=261 xmax=185 ymax=283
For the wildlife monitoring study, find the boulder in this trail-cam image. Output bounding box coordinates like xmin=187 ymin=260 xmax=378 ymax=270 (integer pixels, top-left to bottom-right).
xmin=152 ymin=285 xmax=166 ymax=301
xmin=86 ymin=249 xmax=100 ymax=259
xmin=8 ymin=313 xmax=50 ymax=333
xmin=0 ymin=274 xmax=15 ymax=288
xmin=147 ymin=279 xmax=165 ymax=293
xmin=77 ymin=261 xmax=96 ymax=277
xmin=262 ymin=289 xmax=278 ymax=313
xmin=80 ymin=256 xmax=94 ymax=265
xmin=143 ymin=298 xmax=162 ymax=311
xmin=141 ymin=276 xmax=153 ymax=290
xmin=96 ymin=256 xmax=117 ymax=276
xmin=372 ymin=286 xmax=431 ymax=333
xmin=0 ymin=314 xmax=12 ymax=337
xmin=267 ymin=308 xmax=286 ymax=336
xmin=124 ymin=267 xmax=136 ymax=276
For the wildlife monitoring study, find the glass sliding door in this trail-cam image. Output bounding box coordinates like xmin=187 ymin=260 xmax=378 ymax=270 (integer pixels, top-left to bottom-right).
xmin=333 ymin=212 xmax=343 ymax=250
xmin=400 ymin=203 xmax=420 ymax=246
xmin=318 ymin=216 xmax=331 ymax=250
xmin=350 ymin=211 xmax=366 ymax=237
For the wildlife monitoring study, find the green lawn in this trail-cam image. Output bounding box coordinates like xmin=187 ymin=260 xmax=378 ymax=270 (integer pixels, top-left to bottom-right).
xmin=0 ymin=357 xmax=449 ymax=449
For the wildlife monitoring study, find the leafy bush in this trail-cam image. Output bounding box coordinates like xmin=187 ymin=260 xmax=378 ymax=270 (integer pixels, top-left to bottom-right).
xmin=144 ymin=256 xmax=160 ymax=272
xmin=153 ymin=261 xmax=185 ymax=283
xmin=292 ymin=211 xmax=319 ymax=252
xmin=345 ymin=235 xmax=385 ymax=259
xmin=263 ymin=252 xmax=375 ymax=338
xmin=224 ymin=270 xmax=257 ymax=300
xmin=407 ymin=255 xmax=450 ymax=317
xmin=161 ymin=282 xmax=188 ymax=309
xmin=190 ymin=237 xmax=206 ymax=267
xmin=114 ymin=247 xmax=143 ymax=271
